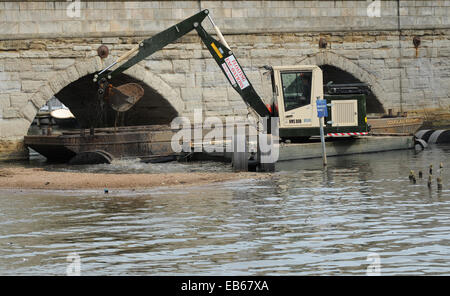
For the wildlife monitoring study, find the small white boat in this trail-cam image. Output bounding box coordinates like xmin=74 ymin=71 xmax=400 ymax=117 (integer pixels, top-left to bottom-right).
xmin=50 ymin=107 xmax=75 ymax=120
xmin=50 ymin=105 xmax=78 ymax=128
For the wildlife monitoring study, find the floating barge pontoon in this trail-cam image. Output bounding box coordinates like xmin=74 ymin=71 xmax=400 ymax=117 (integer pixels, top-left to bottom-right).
xmin=24 ymin=125 xmax=179 ymax=164
xmin=24 ymin=124 xmax=416 ymax=167
xmin=277 ymin=135 xmax=414 ymax=161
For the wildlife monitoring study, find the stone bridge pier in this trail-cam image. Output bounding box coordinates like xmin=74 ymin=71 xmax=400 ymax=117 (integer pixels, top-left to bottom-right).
xmin=1 ymin=1 xmax=450 ymax=160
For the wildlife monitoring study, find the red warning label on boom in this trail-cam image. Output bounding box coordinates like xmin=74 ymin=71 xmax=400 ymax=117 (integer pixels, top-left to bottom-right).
xmin=224 ymin=55 xmax=249 ymax=90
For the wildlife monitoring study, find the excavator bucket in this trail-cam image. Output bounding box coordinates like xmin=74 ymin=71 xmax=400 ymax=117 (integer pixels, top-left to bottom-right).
xmin=106 ymin=83 xmax=144 ymax=112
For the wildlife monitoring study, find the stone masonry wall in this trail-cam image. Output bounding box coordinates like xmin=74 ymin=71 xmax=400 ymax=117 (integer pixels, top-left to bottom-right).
xmin=1 ymin=1 xmax=450 ymax=159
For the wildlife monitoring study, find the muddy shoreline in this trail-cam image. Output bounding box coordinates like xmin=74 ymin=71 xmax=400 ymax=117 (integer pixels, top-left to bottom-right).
xmin=0 ymin=167 xmax=267 ymax=190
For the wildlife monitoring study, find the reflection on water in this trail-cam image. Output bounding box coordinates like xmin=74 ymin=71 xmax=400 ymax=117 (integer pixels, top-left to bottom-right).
xmin=0 ymin=145 xmax=450 ymax=275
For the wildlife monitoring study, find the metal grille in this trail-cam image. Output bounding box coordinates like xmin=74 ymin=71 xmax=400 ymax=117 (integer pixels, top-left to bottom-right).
xmin=331 ymin=100 xmax=358 ymax=127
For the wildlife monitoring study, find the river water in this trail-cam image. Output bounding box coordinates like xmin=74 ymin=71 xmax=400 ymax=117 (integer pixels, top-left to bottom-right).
xmin=0 ymin=144 xmax=449 ymax=275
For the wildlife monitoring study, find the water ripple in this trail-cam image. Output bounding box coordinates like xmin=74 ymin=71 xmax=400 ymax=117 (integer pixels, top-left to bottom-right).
xmin=0 ymin=146 xmax=450 ymax=275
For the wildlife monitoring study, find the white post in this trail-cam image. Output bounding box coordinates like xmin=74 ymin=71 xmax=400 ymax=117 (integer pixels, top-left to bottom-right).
xmin=319 ymin=117 xmax=327 ymax=166
xmin=317 ymin=96 xmax=327 ymax=166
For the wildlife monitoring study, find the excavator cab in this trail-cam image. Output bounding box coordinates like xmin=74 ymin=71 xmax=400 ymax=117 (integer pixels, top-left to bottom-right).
xmin=267 ymin=65 xmax=369 ymax=139
xmin=272 ymin=65 xmax=324 ymax=131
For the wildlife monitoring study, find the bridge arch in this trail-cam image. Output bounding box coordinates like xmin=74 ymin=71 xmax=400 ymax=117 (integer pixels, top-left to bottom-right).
xmin=20 ymin=57 xmax=185 ymax=131
xmin=299 ymin=51 xmax=387 ymax=114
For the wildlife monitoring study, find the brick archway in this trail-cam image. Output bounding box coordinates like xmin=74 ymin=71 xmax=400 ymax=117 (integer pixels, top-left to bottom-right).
xmin=19 ymin=57 xmax=185 ymax=133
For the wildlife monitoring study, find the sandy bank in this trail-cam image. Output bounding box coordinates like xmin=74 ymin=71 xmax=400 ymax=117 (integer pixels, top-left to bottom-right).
xmin=0 ymin=167 xmax=267 ymax=190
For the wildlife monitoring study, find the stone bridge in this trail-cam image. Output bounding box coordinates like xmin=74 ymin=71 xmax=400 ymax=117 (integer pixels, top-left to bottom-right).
xmin=1 ymin=0 xmax=450 ymax=160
